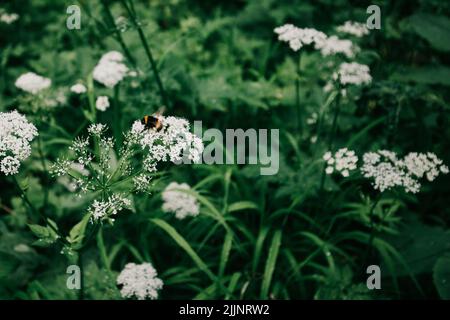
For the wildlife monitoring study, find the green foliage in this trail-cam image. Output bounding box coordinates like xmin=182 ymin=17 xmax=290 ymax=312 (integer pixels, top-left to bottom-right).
xmin=1 ymin=0 xmax=450 ymax=301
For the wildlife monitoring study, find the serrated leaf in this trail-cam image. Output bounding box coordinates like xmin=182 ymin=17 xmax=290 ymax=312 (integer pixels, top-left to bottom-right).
xmin=67 ymin=214 xmax=91 ymax=248
xmin=28 ymin=224 xmax=50 ymax=239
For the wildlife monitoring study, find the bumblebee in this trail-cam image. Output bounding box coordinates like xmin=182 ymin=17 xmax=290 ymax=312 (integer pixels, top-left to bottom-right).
xmin=141 ymin=115 xmax=163 ymax=131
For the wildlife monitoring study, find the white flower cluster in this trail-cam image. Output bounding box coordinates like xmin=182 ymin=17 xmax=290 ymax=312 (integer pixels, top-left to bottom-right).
xmin=0 ymin=110 xmax=38 ymax=175
xmin=70 ymin=83 xmax=87 ymax=94
xmin=337 ymin=21 xmax=369 ymax=37
xmin=133 ymin=174 xmax=152 ymax=193
xmin=0 ymin=11 xmax=19 ymax=24
xmin=88 ymin=193 xmax=131 ymax=222
xmin=93 ymin=51 xmax=129 ymax=88
xmin=96 ymin=96 xmax=110 ymax=111
xmin=162 ymin=182 xmax=200 ymax=219
xmin=323 ymin=148 xmax=358 ymax=177
xmin=51 ymin=124 xmax=108 ymax=192
xmin=402 ymin=152 xmax=449 ymax=182
xmin=361 ymin=150 xmax=448 ymax=193
xmin=87 ymin=123 xmax=107 ymax=136
xmin=274 ymin=24 xmax=327 ymax=51
xmin=57 ymin=162 xmax=89 ymax=192
xmin=130 ymin=115 xmax=204 ymax=172
xmin=15 ymin=72 xmax=51 ymax=94
xmin=274 ymin=23 xmax=358 ymax=58
xmin=315 ymin=35 xmax=358 ymax=58
xmin=117 ymin=262 xmax=163 ymax=300
xmin=333 ymin=62 xmax=372 ymax=86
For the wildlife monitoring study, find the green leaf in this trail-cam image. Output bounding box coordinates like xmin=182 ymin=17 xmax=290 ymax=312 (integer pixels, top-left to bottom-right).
xmin=28 ymin=223 xmax=59 ymax=247
xmin=260 ymin=230 xmax=282 ymax=299
xmin=67 ymin=214 xmax=91 ymax=249
xmin=391 ymin=66 xmax=450 ymax=86
xmin=219 ymin=232 xmax=233 ymax=277
xmin=433 ymin=255 xmax=450 ymax=299
xmin=227 ymin=201 xmax=259 ymax=213
xmin=28 ymin=224 xmax=50 ymax=239
xmin=407 ymin=14 xmax=450 ymax=52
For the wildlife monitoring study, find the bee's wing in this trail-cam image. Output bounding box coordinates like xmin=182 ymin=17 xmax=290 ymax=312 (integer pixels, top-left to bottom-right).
xmin=154 ymin=106 xmax=166 ymax=116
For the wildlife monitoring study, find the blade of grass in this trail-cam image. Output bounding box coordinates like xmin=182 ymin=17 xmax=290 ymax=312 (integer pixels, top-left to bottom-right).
xmin=260 ymin=230 xmax=282 ymax=299
xmin=150 ymin=218 xmax=216 ymax=282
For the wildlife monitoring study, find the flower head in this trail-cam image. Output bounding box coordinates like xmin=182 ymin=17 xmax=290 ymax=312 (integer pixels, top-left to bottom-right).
xmin=95 ymin=96 xmax=110 ymax=111
xmin=324 ymin=148 xmax=358 ymax=177
xmin=333 ymin=62 xmax=372 ymax=86
xmin=0 ymin=110 xmax=38 ymax=175
xmin=162 ymin=182 xmax=200 ymax=219
xmin=0 ymin=11 xmax=19 ymax=24
xmin=130 ymin=115 xmax=204 ymax=171
xmin=15 ymin=72 xmax=51 ymax=94
xmin=117 ymin=262 xmax=163 ymax=300
xmin=70 ymin=83 xmax=87 ymax=94
xmin=360 ymin=150 xmax=448 ymax=193
xmin=87 ymin=123 xmax=108 ymax=136
xmin=337 ymin=21 xmax=369 ymax=37
xmin=93 ymin=51 xmax=129 ymax=88
xmin=88 ymin=193 xmax=131 ymax=222
xmin=315 ymin=35 xmax=358 ymax=58
xmin=274 ymin=24 xmax=327 ymax=51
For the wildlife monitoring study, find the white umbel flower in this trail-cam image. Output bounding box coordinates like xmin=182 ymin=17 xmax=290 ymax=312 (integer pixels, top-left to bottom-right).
xmin=88 ymin=193 xmax=131 ymax=222
xmin=333 ymin=62 xmax=372 ymax=86
xmin=324 ymin=148 xmax=358 ymax=177
xmin=95 ymin=96 xmax=110 ymax=111
xmin=401 ymin=152 xmax=449 ymax=182
xmin=337 ymin=21 xmax=369 ymax=37
xmin=70 ymin=83 xmax=87 ymax=94
xmin=0 ymin=12 xmax=19 ymax=24
xmin=315 ymin=35 xmax=358 ymax=58
xmin=133 ymin=173 xmax=152 ymax=192
xmin=162 ymin=182 xmax=200 ymax=219
xmin=87 ymin=123 xmax=107 ymax=136
xmin=117 ymin=262 xmax=163 ymax=300
xmin=130 ymin=115 xmax=204 ymax=171
xmin=93 ymin=51 xmax=129 ymax=88
xmin=361 ymin=150 xmax=448 ymax=193
xmin=0 ymin=110 xmax=38 ymax=175
xmin=15 ymin=72 xmax=51 ymax=94
xmin=274 ymin=24 xmax=327 ymax=52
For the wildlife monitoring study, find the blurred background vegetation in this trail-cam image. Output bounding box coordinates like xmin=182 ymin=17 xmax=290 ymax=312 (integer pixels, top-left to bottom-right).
xmin=0 ymin=0 xmax=450 ymax=299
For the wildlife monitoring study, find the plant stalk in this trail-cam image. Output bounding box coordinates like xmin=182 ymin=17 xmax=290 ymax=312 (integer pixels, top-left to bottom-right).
xmin=295 ymin=52 xmax=302 ymax=135
xmin=121 ymin=0 xmax=169 ymax=108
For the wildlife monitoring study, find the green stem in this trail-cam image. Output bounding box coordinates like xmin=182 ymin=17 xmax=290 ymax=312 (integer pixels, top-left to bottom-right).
xmin=12 ymin=176 xmax=67 ymax=245
xmin=97 ymin=226 xmax=111 ymax=272
xmin=12 ymin=175 xmax=38 ymax=217
xmin=37 ymin=135 xmax=49 ymax=209
xmin=100 ymin=0 xmax=137 ymax=68
xmin=121 ymin=0 xmax=169 ymax=108
xmin=318 ymin=89 xmax=342 ymax=193
xmin=221 ymin=169 xmax=232 ymax=215
xmin=326 ymin=89 xmax=342 ymax=152
xmin=295 ymin=52 xmax=302 ymax=135
xmin=363 ymin=193 xmax=383 ymax=266
xmin=113 ymin=85 xmax=122 ymax=151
